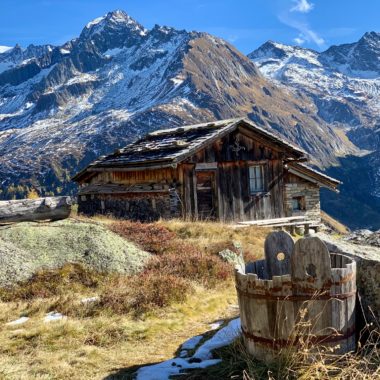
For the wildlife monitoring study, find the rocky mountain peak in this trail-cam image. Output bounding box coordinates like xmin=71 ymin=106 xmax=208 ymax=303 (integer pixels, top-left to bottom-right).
xmin=80 ymin=10 xmax=147 ymax=41
xmin=359 ymin=31 xmax=380 ymax=47
xmin=151 ymin=24 xmax=183 ymax=37
xmin=248 ymin=40 xmax=290 ymax=60
xmin=320 ymin=31 xmax=380 ymax=77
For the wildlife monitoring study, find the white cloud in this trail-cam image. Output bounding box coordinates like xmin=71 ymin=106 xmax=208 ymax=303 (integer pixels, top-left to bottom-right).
xmin=305 ymin=29 xmax=325 ymax=46
xmin=293 ymin=36 xmax=305 ymax=45
xmin=278 ymin=3 xmax=325 ymax=48
xmin=291 ymin=0 xmax=314 ymax=13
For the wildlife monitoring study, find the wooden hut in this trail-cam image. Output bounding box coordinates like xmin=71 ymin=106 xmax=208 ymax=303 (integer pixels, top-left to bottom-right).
xmin=72 ymin=118 xmax=340 ymax=222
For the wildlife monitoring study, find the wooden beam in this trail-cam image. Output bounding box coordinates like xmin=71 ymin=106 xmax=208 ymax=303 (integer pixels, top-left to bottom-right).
xmin=238 ymin=216 xmax=307 ymax=226
xmin=0 ymin=197 xmax=72 ymax=224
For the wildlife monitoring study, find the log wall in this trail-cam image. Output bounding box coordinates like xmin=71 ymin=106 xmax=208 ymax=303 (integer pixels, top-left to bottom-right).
xmin=180 ymin=127 xmax=286 ymax=221
xmin=78 ymin=168 xmax=182 ymax=221
xmin=78 ymin=191 xmax=181 ymax=222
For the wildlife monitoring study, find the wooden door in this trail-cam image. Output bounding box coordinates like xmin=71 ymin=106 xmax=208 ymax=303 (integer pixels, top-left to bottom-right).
xmin=196 ymin=170 xmax=217 ymax=220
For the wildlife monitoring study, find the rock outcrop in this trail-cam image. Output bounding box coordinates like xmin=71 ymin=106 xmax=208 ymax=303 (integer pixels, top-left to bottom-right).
xmin=319 ymin=233 xmax=380 ymax=324
xmin=0 ymin=219 xmax=150 ymax=286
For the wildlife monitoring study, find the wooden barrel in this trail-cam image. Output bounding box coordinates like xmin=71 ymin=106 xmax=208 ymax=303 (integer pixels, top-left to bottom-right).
xmin=235 ymin=231 xmax=356 ymax=363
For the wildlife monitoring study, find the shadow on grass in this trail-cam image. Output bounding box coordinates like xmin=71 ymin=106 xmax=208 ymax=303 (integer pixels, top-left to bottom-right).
xmin=103 ymin=316 xmax=242 ymax=380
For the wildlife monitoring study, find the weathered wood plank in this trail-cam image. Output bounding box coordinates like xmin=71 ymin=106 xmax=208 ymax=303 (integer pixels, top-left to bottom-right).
xmin=265 ymin=231 xmax=294 ymax=278
xmin=238 ymin=216 xmax=307 ymax=226
xmin=236 ymin=235 xmax=356 ymax=362
xmin=0 ymin=197 xmax=72 ymax=224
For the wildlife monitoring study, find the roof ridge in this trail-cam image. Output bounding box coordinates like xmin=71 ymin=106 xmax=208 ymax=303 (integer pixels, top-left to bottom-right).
xmin=147 ymin=117 xmax=243 ymax=137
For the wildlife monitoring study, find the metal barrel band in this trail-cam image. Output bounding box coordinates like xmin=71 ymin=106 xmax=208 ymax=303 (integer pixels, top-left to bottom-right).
xmin=237 ymin=288 xmax=356 ymax=301
xmin=242 ymin=326 xmax=356 ymax=348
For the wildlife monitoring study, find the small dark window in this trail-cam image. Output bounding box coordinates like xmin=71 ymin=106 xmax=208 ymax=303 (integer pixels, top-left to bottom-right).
xmin=249 ymin=165 xmax=265 ymax=193
xmin=292 ymin=196 xmax=306 ymax=211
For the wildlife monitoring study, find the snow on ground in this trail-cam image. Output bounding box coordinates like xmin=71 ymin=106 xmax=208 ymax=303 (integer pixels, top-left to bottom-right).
xmin=136 ymin=318 xmax=241 ymax=380
xmin=81 ymin=296 xmax=99 ymax=304
xmin=181 ymin=335 xmax=203 ymax=350
xmin=194 ymin=318 xmax=241 ymax=360
xmin=6 ymin=317 xmax=29 ymax=326
xmin=209 ymin=320 xmax=223 ymax=330
xmin=44 ymin=312 xmax=65 ymax=322
xmin=136 ymin=357 xmax=222 ymax=380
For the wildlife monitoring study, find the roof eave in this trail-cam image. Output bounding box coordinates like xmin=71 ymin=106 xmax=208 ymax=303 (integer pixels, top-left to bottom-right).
xmin=287 ymin=166 xmax=341 ymax=193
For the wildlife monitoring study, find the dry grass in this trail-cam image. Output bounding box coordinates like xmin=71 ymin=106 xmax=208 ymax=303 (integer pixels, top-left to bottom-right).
xmin=0 ymin=282 xmax=238 ymax=380
xmin=0 ymin=218 xmax=252 ymax=379
xmin=183 ymin=298 xmax=380 ymax=380
xmin=159 ymin=219 xmax=269 ymax=262
xmin=321 ymin=210 xmax=350 ymax=235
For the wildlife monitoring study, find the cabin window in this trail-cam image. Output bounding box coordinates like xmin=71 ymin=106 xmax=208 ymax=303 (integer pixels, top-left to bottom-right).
xmin=292 ymin=196 xmax=306 ymax=211
xmin=249 ymin=165 xmax=265 ymax=193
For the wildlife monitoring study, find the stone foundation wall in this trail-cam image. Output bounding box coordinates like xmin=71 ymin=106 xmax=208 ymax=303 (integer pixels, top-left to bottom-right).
xmin=284 ymin=181 xmax=321 ymax=222
xmin=78 ymin=191 xmax=182 ymax=222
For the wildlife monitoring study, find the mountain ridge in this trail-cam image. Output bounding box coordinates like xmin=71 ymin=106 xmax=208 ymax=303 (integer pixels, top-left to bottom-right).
xmin=0 ymin=10 xmax=377 ymax=228
xmin=250 ymin=32 xmax=380 ymax=229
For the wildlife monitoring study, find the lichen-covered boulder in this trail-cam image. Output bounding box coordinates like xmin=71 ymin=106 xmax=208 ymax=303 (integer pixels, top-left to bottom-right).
xmin=0 ymin=219 xmax=150 ymax=286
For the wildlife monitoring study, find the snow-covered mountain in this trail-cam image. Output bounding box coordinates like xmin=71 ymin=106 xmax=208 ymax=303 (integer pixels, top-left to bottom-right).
xmin=249 ymin=33 xmax=380 ymax=145
xmin=249 ymin=32 xmax=380 ymax=229
xmin=0 ymin=10 xmax=354 ymax=199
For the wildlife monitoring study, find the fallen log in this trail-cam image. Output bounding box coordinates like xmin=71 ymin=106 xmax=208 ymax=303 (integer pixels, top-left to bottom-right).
xmin=0 ymin=196 xmax=72 ymax=224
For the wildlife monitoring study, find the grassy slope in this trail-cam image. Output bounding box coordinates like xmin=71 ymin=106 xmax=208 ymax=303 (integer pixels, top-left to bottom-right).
xmin=0 ymin=218 xmax=268 ymax=380
xmin=0 ymin=284 xmax=238 ymax=380
xmin=3 ymin=216 xmax=375 ymax=380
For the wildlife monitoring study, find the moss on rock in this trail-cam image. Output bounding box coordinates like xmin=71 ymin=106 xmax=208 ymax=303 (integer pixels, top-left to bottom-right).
xmin=0 ymin=219 xmax=150 ymax=286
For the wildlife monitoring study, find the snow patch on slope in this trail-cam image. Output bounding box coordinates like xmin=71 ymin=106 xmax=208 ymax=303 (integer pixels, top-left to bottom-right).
xmin=0 ymin=46 xmax=12 ymax=53
xmin=136 ymin=318 xmax=241 ymax=380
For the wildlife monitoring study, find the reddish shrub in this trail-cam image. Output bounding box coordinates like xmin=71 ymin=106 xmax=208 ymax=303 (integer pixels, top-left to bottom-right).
xmin=0 ymin=263 xmax=104 ymax=301
xmin=145 ymin=245 xmax=231 ymax=287
xmin=110 ymin=221 xmax=177 ymax=255
xmin=100 ymin=271 xmax=189 ymax=316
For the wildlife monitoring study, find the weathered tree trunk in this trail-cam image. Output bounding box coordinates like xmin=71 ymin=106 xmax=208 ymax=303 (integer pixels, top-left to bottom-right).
xmin=0 ymin=196 xmax=72 ymax=224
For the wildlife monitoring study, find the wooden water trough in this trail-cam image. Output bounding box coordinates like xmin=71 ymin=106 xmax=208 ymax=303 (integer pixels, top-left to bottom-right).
xmin=235 ymin=231 xmax=356 ymax=362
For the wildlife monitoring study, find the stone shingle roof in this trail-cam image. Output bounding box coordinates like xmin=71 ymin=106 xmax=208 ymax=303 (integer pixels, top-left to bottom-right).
xmin=73 ymin=118 xmax=307 ymax=181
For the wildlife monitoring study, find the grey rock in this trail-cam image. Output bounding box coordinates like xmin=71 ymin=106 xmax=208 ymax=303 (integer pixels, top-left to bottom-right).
xmin=318 ymin=232 xmax=380 ymax=324
xmin=219 ymin=244 xmax=245 ymax=271
xmin=344 ymin=229 xmax=380 ymax=248
xmin=0 ymin=219 xmax=150 ymax=287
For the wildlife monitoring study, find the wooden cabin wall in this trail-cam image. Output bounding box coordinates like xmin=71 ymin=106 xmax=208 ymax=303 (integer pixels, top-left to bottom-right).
xmin=180 ymin=127 xmax=286 ymax=222
xmin=78 ymin=168 xmax=182 ymax=221
xmin=87 ymin=168 xmax=177 ymax=185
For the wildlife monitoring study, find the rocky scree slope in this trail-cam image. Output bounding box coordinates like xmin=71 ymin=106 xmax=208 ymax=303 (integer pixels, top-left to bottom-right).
xmin=250 ymin=33 xmax=380 ymax=229
xmin=0 ymin=10 xmax=352 ymax=199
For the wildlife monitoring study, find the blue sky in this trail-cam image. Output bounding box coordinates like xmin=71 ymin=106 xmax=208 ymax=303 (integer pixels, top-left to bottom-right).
xmin=0 ymin=0 xmax=379 ymax=53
